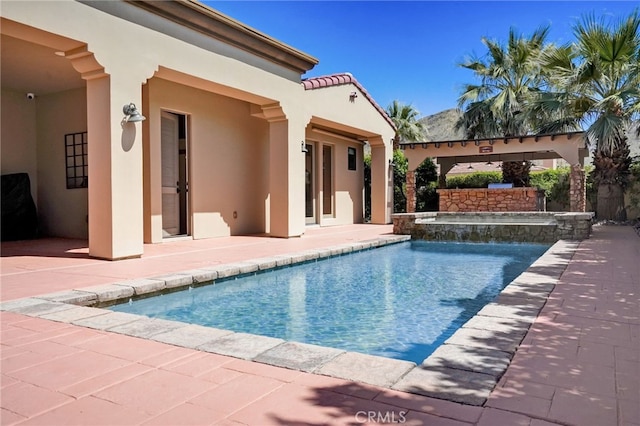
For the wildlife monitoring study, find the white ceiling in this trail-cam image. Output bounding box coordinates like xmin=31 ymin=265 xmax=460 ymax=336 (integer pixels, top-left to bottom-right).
xmin=1 ymin=35 xmax=84 ymax=97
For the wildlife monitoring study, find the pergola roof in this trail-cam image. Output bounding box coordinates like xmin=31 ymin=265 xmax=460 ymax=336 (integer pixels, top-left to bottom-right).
xmin=399 ymin=131 xmax=589 ymax=171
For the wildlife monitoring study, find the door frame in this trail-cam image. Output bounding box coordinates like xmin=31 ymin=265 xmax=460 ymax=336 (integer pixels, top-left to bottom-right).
xmin=160 ymin=110 xmax=191 ymax=238
xmin=305 ymin=141 xmax=316 ymax=225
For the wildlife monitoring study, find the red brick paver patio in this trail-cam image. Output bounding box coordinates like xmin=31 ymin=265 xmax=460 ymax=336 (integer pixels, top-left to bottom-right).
xmin=1 ymin=224 xmax=638 ymax=425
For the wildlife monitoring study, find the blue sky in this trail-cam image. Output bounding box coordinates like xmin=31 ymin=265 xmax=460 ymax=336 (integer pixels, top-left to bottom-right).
xmin=206 ymin=1 xmax=638 ymax=117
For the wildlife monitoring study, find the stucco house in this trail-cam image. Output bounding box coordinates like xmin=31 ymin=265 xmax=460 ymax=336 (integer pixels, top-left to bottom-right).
xmin=1 ymin=0 xmax=395 ymax=260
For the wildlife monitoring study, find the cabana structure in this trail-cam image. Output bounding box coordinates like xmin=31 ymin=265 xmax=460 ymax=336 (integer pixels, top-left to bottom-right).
xmin=1 ymin=1 xmax=395 ymax=260
xmin=399 ymin=132 xmax=589 ymax=213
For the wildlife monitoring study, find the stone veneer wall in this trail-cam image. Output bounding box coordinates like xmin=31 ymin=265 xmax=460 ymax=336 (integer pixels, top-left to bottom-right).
xmin=437 ymin=188 xmax=545 ymax=212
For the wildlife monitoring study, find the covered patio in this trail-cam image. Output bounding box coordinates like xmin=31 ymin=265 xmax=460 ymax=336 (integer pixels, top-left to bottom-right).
xmin=400 ymin=131 xmax=589 ymax=213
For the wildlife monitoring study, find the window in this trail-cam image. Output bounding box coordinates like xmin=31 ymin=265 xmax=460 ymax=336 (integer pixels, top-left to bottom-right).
xmin=348 ymin=147 xmax=356 ymax=171
xmin=65 ymin=132 xmax=88 ymax=189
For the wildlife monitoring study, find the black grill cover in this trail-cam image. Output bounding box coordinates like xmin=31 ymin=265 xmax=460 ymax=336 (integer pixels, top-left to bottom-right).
xmin=1 ymin=173 xmax=39 ymax=241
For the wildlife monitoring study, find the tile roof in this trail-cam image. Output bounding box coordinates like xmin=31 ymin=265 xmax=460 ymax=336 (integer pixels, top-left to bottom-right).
xmin=302 ymin=73 xmax=396 ymax=130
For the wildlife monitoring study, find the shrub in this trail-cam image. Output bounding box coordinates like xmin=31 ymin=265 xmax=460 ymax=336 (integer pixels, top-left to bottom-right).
xmin=626 ymin=156 xmax=640 ymax=218
xmin=530 ymin=168 xmax=570 ymax=210
xmin=445 ymin=172 xmax=502 ymax=189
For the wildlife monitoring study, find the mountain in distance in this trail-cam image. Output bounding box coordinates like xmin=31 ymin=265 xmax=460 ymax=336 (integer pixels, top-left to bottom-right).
xmin=420 ymin=108 xmax=465 ymax=142
xmin=420 ymin=109 xmax=639 ymax=156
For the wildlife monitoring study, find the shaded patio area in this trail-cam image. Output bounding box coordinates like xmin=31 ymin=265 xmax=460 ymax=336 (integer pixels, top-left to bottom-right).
xmin=1 ymin=224 xmax=638 ymax=425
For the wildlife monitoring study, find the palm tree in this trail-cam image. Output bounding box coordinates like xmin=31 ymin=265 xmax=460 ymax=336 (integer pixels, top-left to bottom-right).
xmin=534 ymin=11 xmax=640 ymax=219
xmin=386 ymin=100 xmax=427 ymax=147
xmin=456 ymin=26 xmax=551 ymax=186
xmin=385 ymin=101 xmax=427 ymax=212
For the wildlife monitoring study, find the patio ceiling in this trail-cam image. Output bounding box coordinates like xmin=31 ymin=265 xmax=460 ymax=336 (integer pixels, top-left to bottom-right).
xmin=0 ymin=33 xmax=84 ymax=97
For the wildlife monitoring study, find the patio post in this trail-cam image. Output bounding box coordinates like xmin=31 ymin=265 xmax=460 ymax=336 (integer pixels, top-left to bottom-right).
xmin=569 ymin=164 xmax=586 ymax=212
xmin=406 ymin=170 xmax=416 ymax=213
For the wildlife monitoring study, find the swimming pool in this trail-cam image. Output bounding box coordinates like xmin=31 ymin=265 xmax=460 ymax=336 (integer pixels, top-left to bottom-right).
xmin=111 ymin=241 xmax=549 ymax=363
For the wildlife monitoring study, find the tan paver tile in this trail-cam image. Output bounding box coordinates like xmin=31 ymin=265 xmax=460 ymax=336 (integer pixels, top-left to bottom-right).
xmin=142 ymin=401 xmax=223 ymax=425
xmin=1 ymin=350 xmax=62 ymax=375
xmin=548 ymin=388 xmax=617 ymax=426
xmin=197 ymin=366 xmax=244 ymax=385
xmin=0 ymin=407 xmax=27 ymax=425
xmin=616 ymin=369 xmax=640 ymax=402
xmin=59 ymin=363 xmax=153 ymax=398
xmin=48 ymin=327 xmax=107 ymax=347
xmin=577 ymin=340 xmax=615 ymax=366
xmin=95 ymin=369 xmax=217 ymax=416
xmin=1 ymin=381 xmax=74 ymax=418
xmin=223 ymin=358 xmax=304 ymax=383
xmin=486 ymin=384 xmax=552 ymax=419
xmin=8 ymin=350 xmax=130 ymax=390
xmin=139 ymin=345 xmax=199 ymax=368
xmin=188 ymin=374 xmax=285 ymax=417
xmin=373 ymin=388 xmax=483 ymax=424
xmin=74 ymin=332 xmax=179 ymax=362
xmin=227 ymin=382 xmax=351 ymax=425
xmin=161 ymin=351 xmax=235 ymax=377
xmin=293 ymin=371 xmax=383 ymax=400
xmin=18 ymin=395 xmax=150 ymax=426
xmin=477 ymin=407 xmax=533 ymax=426
xmin=618 ymin=397 xmax=640 ymax=425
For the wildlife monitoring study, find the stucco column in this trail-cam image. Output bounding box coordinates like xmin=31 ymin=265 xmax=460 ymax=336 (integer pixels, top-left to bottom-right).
xmin=268 ymin=118 xmax=306 ymax=237
xmin=437 ymin=158 xmax=456 ymax=189
xmin=86 ymin=75 xmax=144 ymax=259
xmin=370 ymin=141 xmax=392 ymax=224
xmin=406 ymin=170 xmax=416 ymax=213
xmin=569 ymin=164 xmax=586 ymax=212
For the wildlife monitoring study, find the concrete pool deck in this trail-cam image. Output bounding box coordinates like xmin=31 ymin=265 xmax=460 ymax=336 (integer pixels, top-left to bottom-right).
xmin=1 ymin=224 xmax=638 ymax=425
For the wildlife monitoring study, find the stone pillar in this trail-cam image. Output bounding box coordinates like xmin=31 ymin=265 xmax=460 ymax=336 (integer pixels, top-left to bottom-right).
xmin=406 ymin=170 xmax=416 ymax=213
xmin=569 ymin=164 xmax=586 ymax=212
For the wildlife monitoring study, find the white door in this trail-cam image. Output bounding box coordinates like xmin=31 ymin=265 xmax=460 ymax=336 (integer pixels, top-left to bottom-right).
xmin=161 ymin=112 xmax=180 ymax=236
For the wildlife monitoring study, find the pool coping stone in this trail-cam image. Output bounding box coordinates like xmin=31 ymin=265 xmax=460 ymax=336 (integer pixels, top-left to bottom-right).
xmin=254 ymin=341 xmax=346 ymax=373
xmin=0 ymin=234 xmax=578 ymax=406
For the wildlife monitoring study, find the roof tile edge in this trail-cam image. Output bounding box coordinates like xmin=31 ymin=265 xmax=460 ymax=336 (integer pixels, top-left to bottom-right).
xmin=302 ymin=73 xmax=395 ymax=131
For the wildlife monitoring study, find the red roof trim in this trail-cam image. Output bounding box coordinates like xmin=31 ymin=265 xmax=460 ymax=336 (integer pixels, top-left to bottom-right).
xmin=302 ymin=73 xmax=395 ymax=130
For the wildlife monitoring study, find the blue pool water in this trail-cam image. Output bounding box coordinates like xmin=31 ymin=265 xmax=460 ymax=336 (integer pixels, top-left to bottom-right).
xmin=112 ymin=241 xmax=549 ymax=363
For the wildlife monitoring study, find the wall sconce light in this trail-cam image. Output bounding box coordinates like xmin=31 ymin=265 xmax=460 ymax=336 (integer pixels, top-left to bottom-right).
xmin=389 ymin=159 xmax=396 ymax=168
xmin=122 ymin=103 xmax=146 ymax=124
xmin=349 ymin=91 xmax=358 ymax=101
xmin=301 ymin=141 xmax=308 ymax=153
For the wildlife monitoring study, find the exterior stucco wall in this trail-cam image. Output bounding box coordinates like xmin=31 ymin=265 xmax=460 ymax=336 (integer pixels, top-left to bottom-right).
xmin=36 ymin=88 xmax=89 ymax=239
xmin=303 ymin=84 xmax=394 ymax=145
xmin=2 ymin=0 xmax=394 ymax=256
xmin=1 ymin=89 xmax=38 ymax=203
xmin=1 ymin=87 xmax=88 ymax=239
xmin=146 ymin=78 xmax=269 ymax=240
xmin=303 ymin=84 xmax=395 ymax=225
xmin=306 ymin=131 xmax=365 ymax=225
xmin=334 ymin=143 xmax=365 ymax=224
